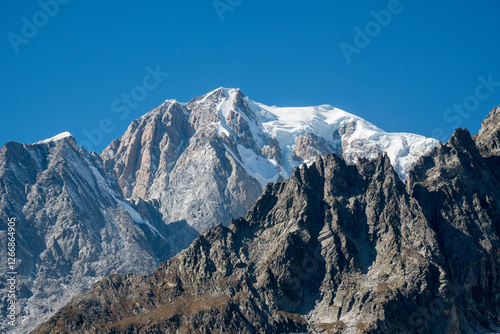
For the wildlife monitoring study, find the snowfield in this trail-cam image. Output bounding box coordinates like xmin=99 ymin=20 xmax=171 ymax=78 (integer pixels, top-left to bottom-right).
xmin=203 ymin=88 xmax=438 ymax=183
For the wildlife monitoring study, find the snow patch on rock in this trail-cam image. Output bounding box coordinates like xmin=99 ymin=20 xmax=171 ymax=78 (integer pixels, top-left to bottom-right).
xmin=35 ymin=132 xmax=72 ymax=144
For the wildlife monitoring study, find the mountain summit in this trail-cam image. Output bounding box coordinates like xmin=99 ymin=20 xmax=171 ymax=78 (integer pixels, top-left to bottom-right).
xmin=102 ymin=88 xmax=439 ymax=232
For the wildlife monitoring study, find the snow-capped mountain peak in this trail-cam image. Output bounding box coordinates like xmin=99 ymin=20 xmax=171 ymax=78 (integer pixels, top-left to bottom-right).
xmin=103 ymin=88 xmax=439 ymax=233
xmin=244 ymin=99 xmax=439 ymax=181
xmin=185 ymin=88 xmax=439 ymax=182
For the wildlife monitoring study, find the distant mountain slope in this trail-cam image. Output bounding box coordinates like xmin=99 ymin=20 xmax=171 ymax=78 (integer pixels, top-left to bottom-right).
xmin=0 ymin=135 xmax=197 ymax=334
xmin=102 ymin=88 xmax=438 ymax=232
xmin=36 ymin=107 xmax=500 ymax=333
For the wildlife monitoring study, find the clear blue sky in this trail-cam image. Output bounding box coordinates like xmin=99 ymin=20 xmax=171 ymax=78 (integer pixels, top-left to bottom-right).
xmin=1 ymin=0 xmax=499 ymax=152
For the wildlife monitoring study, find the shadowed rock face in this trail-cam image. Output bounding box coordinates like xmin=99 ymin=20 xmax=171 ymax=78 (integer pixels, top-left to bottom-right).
xmin=34 ymin=106 xmax=500 ymax=333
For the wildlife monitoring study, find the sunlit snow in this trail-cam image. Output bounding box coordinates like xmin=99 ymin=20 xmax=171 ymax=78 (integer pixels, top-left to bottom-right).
xmin=35 ymin=131 xmax=72 ymax=144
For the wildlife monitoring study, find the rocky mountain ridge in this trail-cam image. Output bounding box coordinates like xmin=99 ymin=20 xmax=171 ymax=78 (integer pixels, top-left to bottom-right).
xmin=0 ymin=89 xmax=481 ymax=333
xmin=0 ymin=135 xmax=197 ymax=334
xmin=34 ymin=106 xmax=500 ymax=333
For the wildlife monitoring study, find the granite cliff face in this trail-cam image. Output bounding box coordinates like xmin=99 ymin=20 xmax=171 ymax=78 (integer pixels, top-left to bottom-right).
xmin=102 ymin=88 xmax=438 ymax=233
xmin=35 ymin=107 xmax=500 ymax=333
xmin=0 ymin=135 xmax=197 ymax=334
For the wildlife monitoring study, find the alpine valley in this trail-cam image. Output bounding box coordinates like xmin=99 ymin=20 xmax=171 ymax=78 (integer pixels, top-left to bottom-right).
xmin=1 ymin=88 xmax=498 ymax=333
